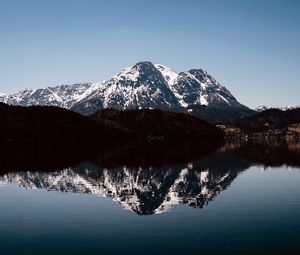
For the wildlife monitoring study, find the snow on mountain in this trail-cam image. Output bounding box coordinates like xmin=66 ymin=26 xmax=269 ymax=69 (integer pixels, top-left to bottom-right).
xmin=155 ymin=64 xmax=189 ymax=107
xmin=72 ymin=61 xmax=248 ymax=114
xmin=155 ymin=64 xmax=178 ymax=86
xmin=171 ymin=68 xmax=245 ymax=109
xmin=255 ymin=105 xmax=300 ymax=112
xmin=71 ymin=61 xmax=181 ymax=114
xmin=154 ymin=66 xmax=240 ymax=108
xmin=0 ymin=92 xmax=8 ymax=103
xmin=255 ymin=105 xmax=269 ymax=112
xmin=3 ymin=83 xmax=101 ymax=109
xmin=0 ymin=163 xmax=236 ymax=215
xmin=2 ymin=61 xmax=249 ymax=114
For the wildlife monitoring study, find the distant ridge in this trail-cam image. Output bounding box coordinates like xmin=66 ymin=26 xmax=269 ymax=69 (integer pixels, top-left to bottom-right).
xmin=255 ymin=105 xmax=300 ymax=112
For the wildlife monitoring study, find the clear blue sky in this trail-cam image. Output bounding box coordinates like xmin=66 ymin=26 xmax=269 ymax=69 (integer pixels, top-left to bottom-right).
xmin=0 ymin=0 xmax=299 ymax=108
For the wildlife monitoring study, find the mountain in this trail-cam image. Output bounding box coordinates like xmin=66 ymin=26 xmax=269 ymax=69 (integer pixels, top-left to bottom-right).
xmin=0 ymin=93 xmax=7 ymax=103
xmin=71 ymin=62 xmax=181 ymax=115
xmin=2 ymin=61 xmax=251 ymax=118
xmin=0 ymin=83 xmax=102 ymax=109
xmin=255 ymin=105 xmax=269 ymax=112
xmin=157 ymin=65 xmax=245 ymax=109
xmin=255 ymin=105 xmax=300 ymax=112
xmin=72 ymin=61 xmax=250 ymax=115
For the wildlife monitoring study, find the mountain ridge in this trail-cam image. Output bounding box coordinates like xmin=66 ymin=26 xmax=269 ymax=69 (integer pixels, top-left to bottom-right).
xmin=255 ymin=105 xmax=300 ymax=112
xmin=1 ymin=61 xmax=251 ymax=118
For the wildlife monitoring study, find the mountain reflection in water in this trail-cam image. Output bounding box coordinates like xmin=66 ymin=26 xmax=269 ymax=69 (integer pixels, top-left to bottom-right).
xmin=0 ymin=139 xmax=299 ymax=215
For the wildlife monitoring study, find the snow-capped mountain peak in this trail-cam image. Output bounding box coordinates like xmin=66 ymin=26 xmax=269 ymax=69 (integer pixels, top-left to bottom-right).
xmin=187 ymin=68 xmax=220 ymax=89
xmin=255 ymin=105 xmax=300 ymax=112
xmin=71 ymin=61 xmax=181 ymax=114
xmin=1 ymin=83 xmax=101 ymax=109
xmin=0 ymin=92 xmax=8 ymax=104
xmin=255 ymin=105 xmax=269 ymax=112
xmin=2 ymin=61 xmax=249 ymax=115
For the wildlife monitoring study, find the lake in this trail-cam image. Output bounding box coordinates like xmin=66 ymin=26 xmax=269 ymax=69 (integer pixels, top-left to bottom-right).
xmin=0 ymin=140 xmax=300 ymax=255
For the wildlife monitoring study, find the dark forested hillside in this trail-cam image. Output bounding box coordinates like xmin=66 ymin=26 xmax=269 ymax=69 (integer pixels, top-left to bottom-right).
xmin=183 ymin=105 xmax=256 ymax=123
xmin=0 ymin=102 xmax=126 ymax=145
xmin=234 ymin=108 xmax=300 ymax=132
xmin=0 ymin=103 xmax=224 ymax=145
xmin=90 ymin=108 xmax=224 ymax=143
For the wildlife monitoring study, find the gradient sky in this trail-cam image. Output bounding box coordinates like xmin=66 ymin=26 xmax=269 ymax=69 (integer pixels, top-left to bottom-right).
xmin=0 ymin=0 xmax=299 ymax=108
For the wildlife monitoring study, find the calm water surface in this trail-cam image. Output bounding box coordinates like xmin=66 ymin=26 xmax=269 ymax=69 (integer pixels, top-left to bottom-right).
xmin=0 ymin=141 xmax=300 ymax=255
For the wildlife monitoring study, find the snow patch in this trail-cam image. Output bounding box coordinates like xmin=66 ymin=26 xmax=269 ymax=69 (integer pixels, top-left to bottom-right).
xmin=217 ymin=93 xmax=230 ymax=104
xmin=199 ymin=94 xmax=208 ymax=105
xmin=155 ymin=64 xmax=178 ymax=86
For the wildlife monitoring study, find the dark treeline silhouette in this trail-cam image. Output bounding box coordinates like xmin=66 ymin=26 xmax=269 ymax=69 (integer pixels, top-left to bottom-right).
xmin=0 ymin=102 xmax=127 ymax=145
xmin=232 ymin=108 xmax=300 ymax=132
xmin=183 ymin=105 xmax=256 ymax=123
xmin=91 ymin=108 xmax=224 ymax=142
xmin=1 ymin=137 xmax=300 ymax=174
xmin=0 ymin=103 xmax=224 ymax=171
xmin=1 ymin=103 xmax=300 ymax=173
xmin=0 ymin=103 xmax=223 ymax=144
